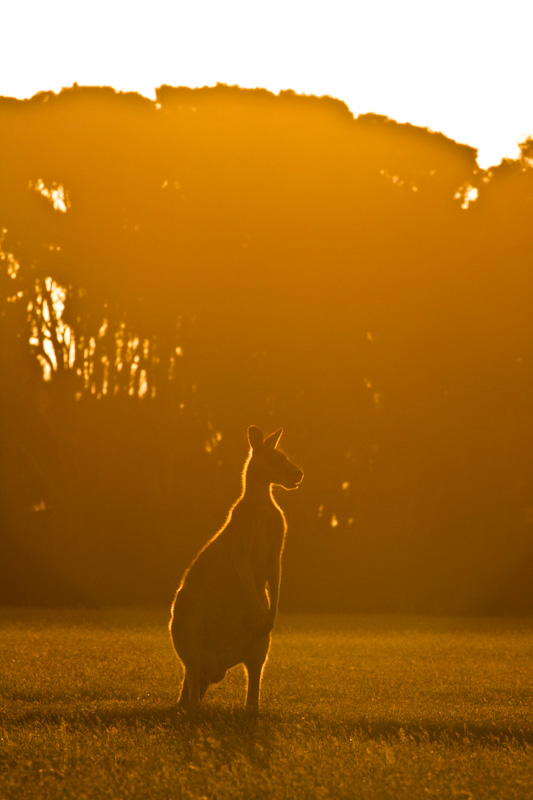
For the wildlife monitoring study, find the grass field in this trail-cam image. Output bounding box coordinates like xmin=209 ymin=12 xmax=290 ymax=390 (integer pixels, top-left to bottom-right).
xmin=1 ymin=609 xmax=532 ymax=799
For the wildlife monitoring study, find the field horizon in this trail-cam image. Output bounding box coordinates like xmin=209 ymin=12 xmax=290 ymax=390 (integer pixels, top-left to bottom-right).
xmin=1 ymin=609 xmax=532 ymax=799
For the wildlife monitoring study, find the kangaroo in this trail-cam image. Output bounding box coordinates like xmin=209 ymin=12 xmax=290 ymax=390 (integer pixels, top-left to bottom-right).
xmin=169 ymin=425 xmax=303 ymax=712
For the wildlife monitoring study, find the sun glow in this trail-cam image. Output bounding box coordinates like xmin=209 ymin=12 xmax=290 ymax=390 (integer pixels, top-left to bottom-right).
xmin=2 ymin=1 xmax=533 ymax=169
xmin=31 ymin=179 xmax=69 ymax=213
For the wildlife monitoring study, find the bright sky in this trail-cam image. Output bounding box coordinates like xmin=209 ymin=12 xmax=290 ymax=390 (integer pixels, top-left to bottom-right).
xmin=3 ymin=0 xmax=532 ymax=168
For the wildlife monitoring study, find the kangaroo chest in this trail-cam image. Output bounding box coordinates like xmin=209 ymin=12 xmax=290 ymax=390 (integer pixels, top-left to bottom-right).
xmin=231 ymin=500 xmax=285 ymax=570
xmin=252 ymin=505 xmax=285 ymax=565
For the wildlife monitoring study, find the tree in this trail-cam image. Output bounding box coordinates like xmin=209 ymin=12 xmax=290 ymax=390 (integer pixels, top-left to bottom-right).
xmin=1 ymin=84 xmax=530 ymax=613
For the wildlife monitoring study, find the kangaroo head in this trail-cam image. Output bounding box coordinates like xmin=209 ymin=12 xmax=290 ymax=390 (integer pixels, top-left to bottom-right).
xmin=247 ymin=426 xmax=304 ymax=490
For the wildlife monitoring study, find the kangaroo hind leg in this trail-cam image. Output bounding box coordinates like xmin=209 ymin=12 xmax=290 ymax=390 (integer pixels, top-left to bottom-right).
xmin=178 ymin=664 xmax=205 ymax=709
xmin=244 ymin=634 xmax=270 ymax=713
xmin=178 ymin=674 xmax=189 ymax=707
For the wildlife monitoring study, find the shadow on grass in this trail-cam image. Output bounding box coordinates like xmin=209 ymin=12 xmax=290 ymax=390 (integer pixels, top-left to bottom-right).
xmin=10 ymin=701 xmax=533 ymax=746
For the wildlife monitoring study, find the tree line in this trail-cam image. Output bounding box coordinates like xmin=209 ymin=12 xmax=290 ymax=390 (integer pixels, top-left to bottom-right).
xmin=0 ymin=84 xmax=531 ymax=613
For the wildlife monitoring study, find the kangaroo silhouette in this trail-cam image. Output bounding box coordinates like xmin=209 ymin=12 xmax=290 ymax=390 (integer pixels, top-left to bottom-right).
xmin=169 ymin=426 xmax=303 ymax=711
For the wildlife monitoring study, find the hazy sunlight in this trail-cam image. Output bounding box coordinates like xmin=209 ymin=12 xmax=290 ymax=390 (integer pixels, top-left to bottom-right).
xmin=3 ymin=0 xmax=533 ymax=167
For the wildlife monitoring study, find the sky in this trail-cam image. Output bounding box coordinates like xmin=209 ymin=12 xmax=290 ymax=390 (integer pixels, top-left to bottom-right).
xmin=2 ymin=0 xmax=532 ymax=169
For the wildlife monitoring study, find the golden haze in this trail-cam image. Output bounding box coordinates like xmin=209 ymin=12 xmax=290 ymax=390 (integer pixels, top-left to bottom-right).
xmin=0 ymin=85 xmax=531 ymax=616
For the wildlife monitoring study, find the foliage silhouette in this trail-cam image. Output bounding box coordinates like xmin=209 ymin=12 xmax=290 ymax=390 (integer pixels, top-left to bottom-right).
xmin=0 ymin=84 xmax=531 ymax=613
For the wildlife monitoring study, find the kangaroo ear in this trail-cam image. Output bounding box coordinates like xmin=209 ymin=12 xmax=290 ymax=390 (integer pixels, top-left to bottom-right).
xmin=264 ymin=428 xmax=283 ymax=449
xmin=248 ymin=426 xmax=264 ymax=450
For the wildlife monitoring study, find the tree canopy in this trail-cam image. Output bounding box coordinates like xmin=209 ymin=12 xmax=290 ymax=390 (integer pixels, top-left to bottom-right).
xmin=1 ymin=84 xmax=531 ymax=613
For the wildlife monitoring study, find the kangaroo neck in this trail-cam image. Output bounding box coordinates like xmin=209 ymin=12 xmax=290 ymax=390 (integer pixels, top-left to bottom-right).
xmin=241 ymin=475 xmax=274 ymax=506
